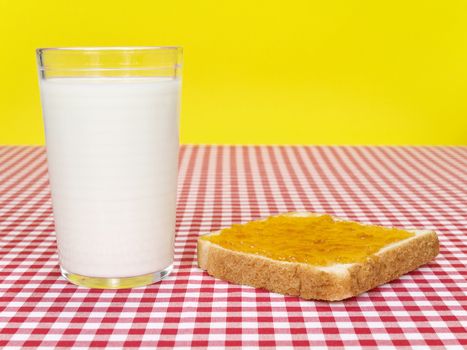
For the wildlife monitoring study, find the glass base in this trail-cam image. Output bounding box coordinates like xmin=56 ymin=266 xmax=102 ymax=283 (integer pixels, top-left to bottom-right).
xmin=60 ymin=264 xmax=173 ymax=289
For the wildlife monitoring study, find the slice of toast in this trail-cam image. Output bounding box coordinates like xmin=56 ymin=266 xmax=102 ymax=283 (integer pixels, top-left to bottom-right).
xmin=197 ymin=212 xmax=439 ymax=301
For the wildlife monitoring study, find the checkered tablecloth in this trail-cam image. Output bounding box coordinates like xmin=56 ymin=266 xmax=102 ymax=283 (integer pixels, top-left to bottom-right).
xmin=0 ymin=145 xmax=466 ymax=349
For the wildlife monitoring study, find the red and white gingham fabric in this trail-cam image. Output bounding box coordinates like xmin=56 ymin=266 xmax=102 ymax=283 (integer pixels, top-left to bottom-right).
xmin=0 ymin=145 xmax=466 ymax=349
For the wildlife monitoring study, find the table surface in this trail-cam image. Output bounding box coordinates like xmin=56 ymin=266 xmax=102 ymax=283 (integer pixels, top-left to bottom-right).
xmin=0 ymin=145 xmax=466 ymax=349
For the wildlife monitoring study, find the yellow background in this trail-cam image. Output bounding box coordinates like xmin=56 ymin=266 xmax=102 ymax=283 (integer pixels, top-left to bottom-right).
xmin=0 ymin=0 xmax=466 ymax=145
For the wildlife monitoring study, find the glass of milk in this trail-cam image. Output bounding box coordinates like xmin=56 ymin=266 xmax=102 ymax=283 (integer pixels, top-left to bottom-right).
xmin=36 ymin=47 xmax=182 ymax=288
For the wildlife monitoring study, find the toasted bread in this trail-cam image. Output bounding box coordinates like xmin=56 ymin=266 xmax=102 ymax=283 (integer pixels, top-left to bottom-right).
xmin=197 ymin=212 xmax=439 ymax=301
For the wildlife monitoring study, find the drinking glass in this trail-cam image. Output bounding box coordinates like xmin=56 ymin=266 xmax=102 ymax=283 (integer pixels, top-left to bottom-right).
xmin=36 ymin=47 xmax=182 ymax=288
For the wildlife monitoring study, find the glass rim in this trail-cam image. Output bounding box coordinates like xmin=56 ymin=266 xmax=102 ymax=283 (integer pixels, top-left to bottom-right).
xmin=36 ymin=46 xmax=182 ymax=54
xmin=36 ymin=46 xmax=183 ymax=73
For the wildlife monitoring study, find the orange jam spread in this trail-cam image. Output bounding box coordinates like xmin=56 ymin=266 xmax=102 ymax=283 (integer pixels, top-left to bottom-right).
xmin=202 ymin=215 xmax=415 ymax=266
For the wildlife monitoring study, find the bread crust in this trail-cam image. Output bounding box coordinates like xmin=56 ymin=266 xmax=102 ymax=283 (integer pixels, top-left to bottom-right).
xmin=197 ymin=213 xmax=439 ymax=301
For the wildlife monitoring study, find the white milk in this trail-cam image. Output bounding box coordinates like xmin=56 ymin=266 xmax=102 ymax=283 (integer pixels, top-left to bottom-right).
xmin=40 ymin=77 xmax=180 ymax=278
